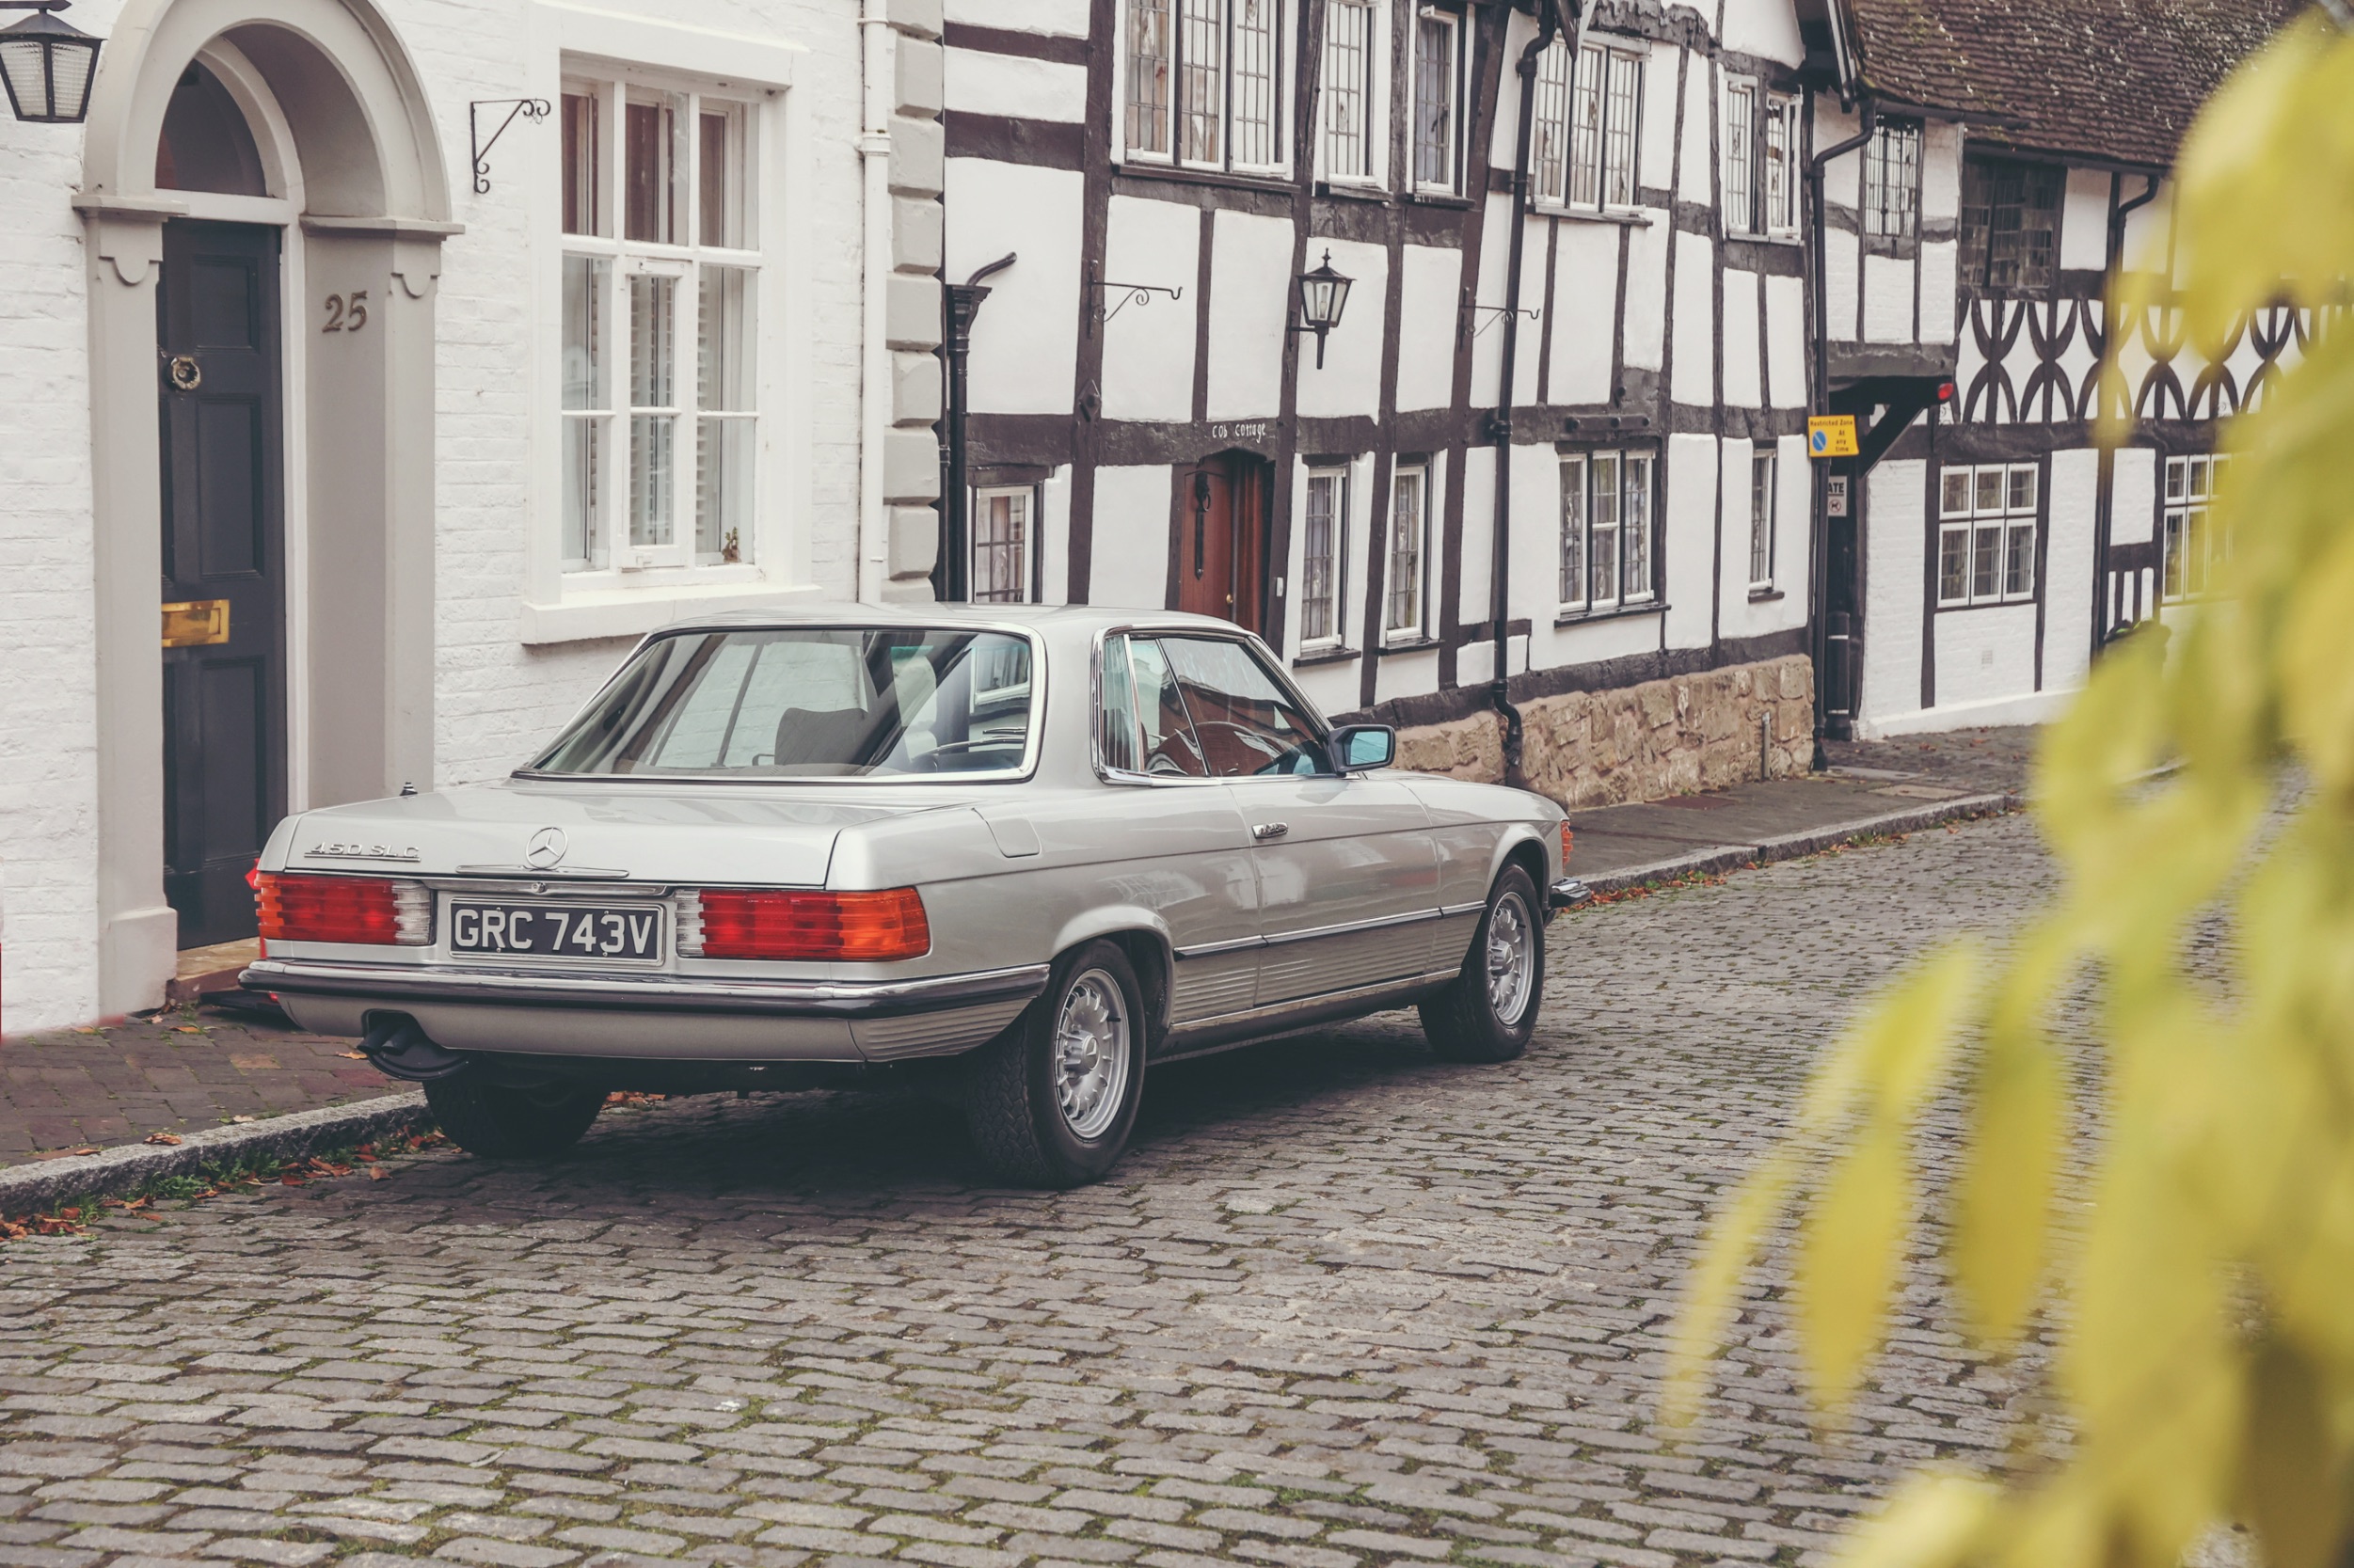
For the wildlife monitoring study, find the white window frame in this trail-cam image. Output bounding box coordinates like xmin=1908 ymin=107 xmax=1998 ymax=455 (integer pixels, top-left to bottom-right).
xmin=1863 ymin=118 xmax=1921 ymax=241
xmin=1409 ymin=5 xmax=1465 ymax=197
xmin=2161 ymin=453 xmax=2228 ymax=603
xmin=1536 ymin=34 xmax=1646 ymax=213
xmin=1119 ymin=0 xmax=1291 ymax=178
xmin=1298 ymin=465 xmax=1351 ymax=650
xmin=1936 ymin=462 xmax=2041 ymax=609
xmin=1722 ymin=80 xmax=1802 ymax=239
xmin=1317 ymin=0 xmax=1389 ymax=188
xmin=1764 ymin=92 xmax=1801 ymax=237
xmin=1385 ymin=461 xmax=1432 ymax=643
xmin=970 ymin=484 xmax=1038 ymax=605
xmin=1558 ymin=448 xmax=1657 ymax=613
xmin=1748 ymin=448 xmax=1777 ymax=589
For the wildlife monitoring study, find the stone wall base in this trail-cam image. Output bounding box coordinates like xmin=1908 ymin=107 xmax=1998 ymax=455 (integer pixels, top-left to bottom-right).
xmin=1393 ymin=654 xmax=1817 ymax=809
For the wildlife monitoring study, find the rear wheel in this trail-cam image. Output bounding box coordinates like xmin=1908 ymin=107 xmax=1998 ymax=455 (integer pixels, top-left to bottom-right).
xmin=963 ymin=940 xmax=1146 ymax=1187
xmin=1420 ymin=864 xmax=1544 ymax=1063
xmin=424 ymin=1075 xmax=606 ymax=1159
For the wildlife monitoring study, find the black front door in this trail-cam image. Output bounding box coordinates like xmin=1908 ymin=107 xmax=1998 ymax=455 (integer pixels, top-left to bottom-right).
xmin=159 ymin=220 xmax=285 ymax=949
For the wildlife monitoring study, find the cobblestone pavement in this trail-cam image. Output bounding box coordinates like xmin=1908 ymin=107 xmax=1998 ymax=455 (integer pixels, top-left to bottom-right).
xmin=0 ymin=812 xmax=2064 ymax=1568
xmin=0 ymin=1014 xmax=399 ymax=1167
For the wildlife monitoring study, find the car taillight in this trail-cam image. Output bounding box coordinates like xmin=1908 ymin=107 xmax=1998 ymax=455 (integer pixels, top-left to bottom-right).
xmin=1560 ymin=821 xmax=1575 ymax=863
xmin=256 ymin=873 xmax=432 ymax=945
xmin=677 ymin=888 xmax=930 ymax=961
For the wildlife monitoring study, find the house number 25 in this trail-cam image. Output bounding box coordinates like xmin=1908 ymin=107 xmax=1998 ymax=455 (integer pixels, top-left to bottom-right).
xmin=322 ymin=292 xmax=369 ymax=332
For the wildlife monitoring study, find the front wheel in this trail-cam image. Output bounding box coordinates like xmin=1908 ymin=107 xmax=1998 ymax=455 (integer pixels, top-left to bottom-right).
xmin=963 ymin=941 xmax=1147 ymax=1187
xmin=424 ymin=1075 xmax=606 ymax=1158
xmin=1419 ymin=864 xmax=1544 ymax=1063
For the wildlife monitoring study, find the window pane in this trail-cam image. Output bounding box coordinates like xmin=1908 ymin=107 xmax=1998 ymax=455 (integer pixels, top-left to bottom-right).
xmin=2165 ymin=457 xmax=2187 ymax=501
xmin=1128 ymin=0 xmax=1172 ymax=155
xmin=564 ymin=420 xmax=603 ymax=568
xmin=1971 ymin=521 xmax=2001 ymax=599
xmin=1590 ymin=520 xmax=1618 ymax=604
xmin=1603 ymin=53 xmax=1640 ymax=206
xmin=1940 ymin=468 xmax=1971 ymax=515
xmin=1302 ymin=471 xmax=1338 ymax=642
xmin=2007 ymin=465 xmax=2037 ymax=512
xmin=972 ymin=491 xmax=1030 ymax=604
xmin=562 ymin=87 xmax=602 ymax=237
xmin=698 ymin=101 xmax=752 ymax=248
xmin=628 ymin=271 xmax=676 ymax=548
xmin=1622 ymin=454 xmax=1653 ymax=597
xmin=1532 ymin=40 xmax=1570 ymax=202
xmin=1159 ymin=636 xmax=1327 ymax=777
xmin=2005 ymin=522 xmax=2035 ymax=595
xmin=1230 ymin=0 xmax=1280 ymax=167
xmin=695 ymin=420 xmax=748 ymax=563
xmin=1323 ymin=0 xmax=1374 ymax=180
xmin=2186 ymin=507 xmax=2208 ymax=594
xmin=1974 ymin=467 xmax=2003 ymax=514
xmin=1130 ymin=638 xmax=1208 ymax=777
xmin=1764 ymin=96 xmax=1793 ymax=230
xmin=1101 ymin=634 xmax=1143 ymax=773
xmin=1180 ymin=0 xmax=1225 ymax=165
xmin=1723 ymin=83 xmax=1754 ymax=234
xmin=1749 ymin=451 xmax=1774 ymax=584
xmin=1591 ymin=452 xmax=1620 ymax=528
xmin=1414 ymin=15 xmax=1455 ymax=188
xmin=563 ymin=255 xmax=608 ymax=411
xmin=698 ymin=264 xmax=754 ymax=412
xmin=1569 ymin=46 xmax=1602 ymax=206
xmin=1389 ymin=469 xmax=1424 ymax=631
xmin=625 ymin=89 xmax=684 ymax=244
xmin=1939 ymin=525 xmax=1969 ymax=603
xmin=1559 ymin=457 xmax=1585 ymax=604
xmin=2163 ymin=513 xmax=2187 ymax=598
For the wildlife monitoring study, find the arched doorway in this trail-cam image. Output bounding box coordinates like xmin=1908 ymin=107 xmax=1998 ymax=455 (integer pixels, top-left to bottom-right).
xmin=75 ymin=0 xmax=453 ymax=1010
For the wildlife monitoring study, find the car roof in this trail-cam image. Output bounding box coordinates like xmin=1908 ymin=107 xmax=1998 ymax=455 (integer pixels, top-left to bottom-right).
xmin=662 ymin=602 xmax=1255 ymax=645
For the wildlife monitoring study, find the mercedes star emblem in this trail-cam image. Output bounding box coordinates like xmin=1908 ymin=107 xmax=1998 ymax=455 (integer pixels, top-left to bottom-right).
xmin=524 ymin=827 xmax=569 ymax=871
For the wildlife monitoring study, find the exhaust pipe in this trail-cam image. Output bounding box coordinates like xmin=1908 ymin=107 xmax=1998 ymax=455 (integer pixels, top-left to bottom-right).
xmin=358 ymin=1014 xmax=472 ymax=1082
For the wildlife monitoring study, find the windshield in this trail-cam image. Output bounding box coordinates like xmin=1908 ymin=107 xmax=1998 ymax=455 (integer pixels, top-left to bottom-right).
xmin=527 ymin=627 xmax=1037 ymax=779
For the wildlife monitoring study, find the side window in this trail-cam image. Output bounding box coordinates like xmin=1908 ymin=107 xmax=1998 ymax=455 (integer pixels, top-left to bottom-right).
xmin=1100 ymin=633 xmax=1143 ymax=773
xmin=1130 ymin=638 xmax=1209 ymax=777
xmin=1158 ymin=637 xmax=1327 ymax=778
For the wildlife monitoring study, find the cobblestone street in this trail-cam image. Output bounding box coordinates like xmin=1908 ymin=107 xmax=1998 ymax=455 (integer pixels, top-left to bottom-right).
xmin=0 ymin=812 xmax=2059 ymax=1568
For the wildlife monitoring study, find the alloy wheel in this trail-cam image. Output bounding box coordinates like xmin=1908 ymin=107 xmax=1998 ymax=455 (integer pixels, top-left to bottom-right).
xmin=1054 ymin=968 xmax=1131 ymax=1141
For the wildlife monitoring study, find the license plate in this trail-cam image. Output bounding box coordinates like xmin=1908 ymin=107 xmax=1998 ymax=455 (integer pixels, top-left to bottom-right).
xmin=449 ymin=902 xmax=664 ymax=963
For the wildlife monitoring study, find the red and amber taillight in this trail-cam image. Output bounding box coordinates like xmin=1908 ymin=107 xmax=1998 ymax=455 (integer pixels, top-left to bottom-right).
xmin=256 ymin=873 xmax=432 ymax=945
xmin=1559 ymin=821 xmax=1576 ymax=865
xmin=676 ymin=888 xmax=930 ymax=961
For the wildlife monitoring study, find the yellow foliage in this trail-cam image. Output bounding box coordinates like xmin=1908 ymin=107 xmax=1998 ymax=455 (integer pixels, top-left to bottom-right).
xmin=1668 ymin=17 xmax=2354 ymax=1568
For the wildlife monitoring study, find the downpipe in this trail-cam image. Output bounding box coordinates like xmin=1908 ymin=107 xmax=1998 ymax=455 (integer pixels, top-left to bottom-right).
xmin=1488 ymin=0 xmax=1576 ymax=789
xmin=1805 ymin=98 xmax=1874 ymax=757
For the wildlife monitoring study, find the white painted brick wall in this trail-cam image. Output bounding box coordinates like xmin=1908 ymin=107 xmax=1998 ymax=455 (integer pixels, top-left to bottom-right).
xmin=0 ymin=0 xmax=896 ymax=1033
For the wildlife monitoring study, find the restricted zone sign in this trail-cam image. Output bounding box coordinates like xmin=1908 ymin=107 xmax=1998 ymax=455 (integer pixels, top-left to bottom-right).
xmin=1806 ymin=415 xmax=1859 ymax=458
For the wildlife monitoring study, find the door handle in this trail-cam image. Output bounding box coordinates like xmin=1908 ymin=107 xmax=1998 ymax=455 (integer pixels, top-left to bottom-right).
xmin=1252 ymin=822 xmax=1289 ymax=841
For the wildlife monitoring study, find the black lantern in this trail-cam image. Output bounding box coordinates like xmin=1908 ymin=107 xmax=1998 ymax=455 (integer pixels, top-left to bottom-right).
xmin=1295 ymin=248 xmax=1354 ymax=370
xmin=0 ymin=1 xmax=102 ymax=125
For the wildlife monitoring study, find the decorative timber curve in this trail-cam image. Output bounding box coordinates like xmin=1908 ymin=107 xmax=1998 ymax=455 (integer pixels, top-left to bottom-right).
xmin=1957 ymin=293 xmax=2324 ymax=429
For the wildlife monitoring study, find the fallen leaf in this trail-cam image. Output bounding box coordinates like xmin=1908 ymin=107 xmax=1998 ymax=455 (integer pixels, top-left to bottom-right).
xmin=229 ymin=1115 xmax=257 ymax=1124
xmin=143 ymin=1132 xmax=183 ymax=1147
xmin=366 ymin=1166 xmax=390 ymax=1181
xmin=339 ymin=1051 xmax=369 ymax=1060
xmin=71 ymin=1148 xmax=99 ymax=1157
xmin=174 ymin=1026 xmax=203 ymax=1035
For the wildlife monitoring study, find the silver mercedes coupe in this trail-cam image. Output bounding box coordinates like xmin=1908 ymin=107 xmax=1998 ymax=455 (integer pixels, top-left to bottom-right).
xmin=245 ymin=607 xmax=1580 ymax=1186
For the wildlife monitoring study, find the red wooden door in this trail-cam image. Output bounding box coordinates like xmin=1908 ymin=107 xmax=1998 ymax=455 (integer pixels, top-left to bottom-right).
xmin=1177 ymin=455 xmax=1268 ymax=632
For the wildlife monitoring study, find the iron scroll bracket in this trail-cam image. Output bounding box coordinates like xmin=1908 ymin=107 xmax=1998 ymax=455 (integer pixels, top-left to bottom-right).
xmin=1459 ymin=290 xmax=1541 ymax=348
xmin=1086 ymin=261 xmax=1183 ymax=336
xmin=469 ymin=97 xmax=551 ymax=195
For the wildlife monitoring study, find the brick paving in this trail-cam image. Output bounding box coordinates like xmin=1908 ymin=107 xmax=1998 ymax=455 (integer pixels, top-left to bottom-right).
xmin=0 ymin=810 xmax=2069 ymax=1568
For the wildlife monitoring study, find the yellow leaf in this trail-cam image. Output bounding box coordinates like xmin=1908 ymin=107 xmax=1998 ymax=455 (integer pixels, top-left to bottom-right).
xmin=1833 ymin=1474 xmax=1997 ymax=1568
xmin=1662 ymin=1150 xmax=1795 ymax=1428
xmin=1797 ymin=1119 xmax=1911 ymax=1410
xmin=2236 ymin=1335 xmax=2343 ymax=1568
xmin=1950 ymin=1004 xmax=2063 ymax=1346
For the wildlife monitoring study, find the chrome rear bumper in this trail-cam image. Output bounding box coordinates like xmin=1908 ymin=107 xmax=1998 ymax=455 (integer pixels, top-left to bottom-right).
xmin=242 ymin=958 xmax=1050 ymax=1019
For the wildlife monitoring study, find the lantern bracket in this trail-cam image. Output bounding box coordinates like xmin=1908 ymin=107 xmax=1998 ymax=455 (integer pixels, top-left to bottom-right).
xmin=1087 ymin=261 xmax=1183 ymax=335
xmin=469 ymin=97 xmax=551 ymax=196
xmin=1459 ymin=292 xmax=1541 ymax=347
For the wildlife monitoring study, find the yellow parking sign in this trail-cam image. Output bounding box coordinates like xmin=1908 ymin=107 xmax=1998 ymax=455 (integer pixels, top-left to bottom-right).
xmin=1806 ymin=415 xmax=1859 ymax=458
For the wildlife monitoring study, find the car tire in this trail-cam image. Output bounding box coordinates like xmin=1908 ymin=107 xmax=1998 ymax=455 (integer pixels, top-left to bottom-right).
xmin=424 ymin=1075 xmax=607 ymax=1159
xmin=1419 ymin=863 xmax=1545 ymax=1064
xmin=963 ymin=940 xmax=1147 ymax=1188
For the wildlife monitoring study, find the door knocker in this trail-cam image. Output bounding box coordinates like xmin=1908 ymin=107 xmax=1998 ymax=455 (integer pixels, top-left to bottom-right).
xmin=165 ymin=356 xmax=202 ymax=392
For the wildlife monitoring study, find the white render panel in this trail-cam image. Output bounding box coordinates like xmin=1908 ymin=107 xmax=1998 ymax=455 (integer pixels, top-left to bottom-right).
xmin=1374 ymin=645 xmax=1442 ymax=706
xmin=1825 ymin=226 xmax=1860 ymax=343
xmin=1862 ymin=253 xmax=1913 ymax=343
xmin=1718 ymin=436 xmax=1758 ymax=629
xmin=1638 ymin=42 xmax=1678 ymax=193
xmin=1206 ymin=209 xmax=1295 ymax=420
xmin=2044 ymin=446 xmax=2099 ymax=693
xmin=1678 ymin=52 xmax=1711 ymax=204
xmin=1921 ymin=121 xmax=1962 ymax=223
xmin=948 ymin=158 xmax=1085 ymax=414
xmin=1549 ymin=219 xmax=1619 ymax=404
xmin=2110 ymin=446 xmax=2159 ymax=545
xmin=943 ymin=49 xmax=1087 ymax=124
xmin=1089 ymin=465 xmax=1175 ymax=609
xmin=944 ymin=0 xmax=1089 ymax=35
xmin=1860 ymin=458 xmax=1928 ymax=726
xmin=1722 ymin=0 xmax=1805 ymax=64
xmin=1528 ymin=604 xmax=1670 ymax=677
xmin=1296 ymin=238 xmax=1389 ymax=420
xmin=2061 ymin=167 xmax=2114 ymax=272
xmin=1397 ymin=244 xmax=1465 ymax=412
xmin=1722 ymin=269 xmax=1761 ymax=409
xmin=1670 ymin=231 xmax=1715 ymax=405
xmin=1037 ymin=466 xmax=1074 ymax=607
xmin=1662 ymin=432 xmax=1716 ymax=651
xmin=1100 ymin=196 xmax=1201 ymax=423
xmin=1918 ymin=240 xmax=1957 ymax=344
xmin=2122 ymin=182 xmax=2174 ymax=275
xmin=1292 ymin=658 xmax=1362 ymax=721
xmin=1505 ymin=443 xmax=1560 ymax=628
xmin=1456 ymin=447 xmax=1496 ymax=632
xmin=1933 ymin=603 xmax=2041 ymax=708
xmin=1765 ymin=274 xmax=1805 ymax=407
xmin=1620 ymin=215 xmax=1669 ymax=372
xmin=1474 ymin=199 xmax=1516 ymax=407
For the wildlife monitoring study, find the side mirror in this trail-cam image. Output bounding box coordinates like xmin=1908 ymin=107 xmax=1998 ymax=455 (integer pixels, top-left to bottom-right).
xmin=1328 ymin=724 xmax=1396 ymax=773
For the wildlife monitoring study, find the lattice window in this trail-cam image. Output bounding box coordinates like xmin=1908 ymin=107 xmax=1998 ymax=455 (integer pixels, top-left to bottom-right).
xmin=1560 ymin=449 xmax=1658 ymax=611
xmin=1321 ymin=0 xmax=1376 ymax=182
xmin=1937 ymin=463 xmax=2040 ymax=608
xmin=1300 ymin=467 xmax=1348 ymax=646
xmin=971 ymin=487 xmax=1034 ymax=605
xmin=1863 ymin=119 xmax=1920 ymax=240
xmin=1960 ymin=156 xmax=2062 ymax=293
xmin=2161 ymin=454 xmax=2230 ymax=602
xmin=1126 ymin=0 xmax=1288 ymax=175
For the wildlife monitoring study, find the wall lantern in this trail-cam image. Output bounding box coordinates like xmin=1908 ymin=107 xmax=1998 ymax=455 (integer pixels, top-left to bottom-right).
xmin=1294 ymin=249 xmax=1354 ymax=370
xmin=0 ymin=1 xmax=102 ymax=125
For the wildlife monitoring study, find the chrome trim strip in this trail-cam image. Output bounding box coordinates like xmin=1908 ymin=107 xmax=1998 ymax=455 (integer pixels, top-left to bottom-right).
xmin=1168 ymin=967 xmax=1463 ymax=1037
xmin=1171 ymin=935 xmax=1264 ymax=960
xmin=1439 ymin=899 xmax=1489 ymax=918
xmin=1173 ymin=906 xmax=1449 ymax=959
xmin=451 ymin=864 xmax=634 ymax=879
xmin=243 ymin=958 xmax=1053 ymax=1020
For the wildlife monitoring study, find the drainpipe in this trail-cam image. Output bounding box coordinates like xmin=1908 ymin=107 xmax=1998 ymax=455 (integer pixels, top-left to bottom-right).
xmin=1488 ymin=0 xmax=1575 ymax=788
xmin=2092 ymin=172 xmax=2161 ymax=646
xmin=856 ymin=0 xmax=895 ymax=603
xmin=1805 ymin=96 xmax=1873 ymax=753
xmin=939 ymin=252 xmax=1017 ymax=601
